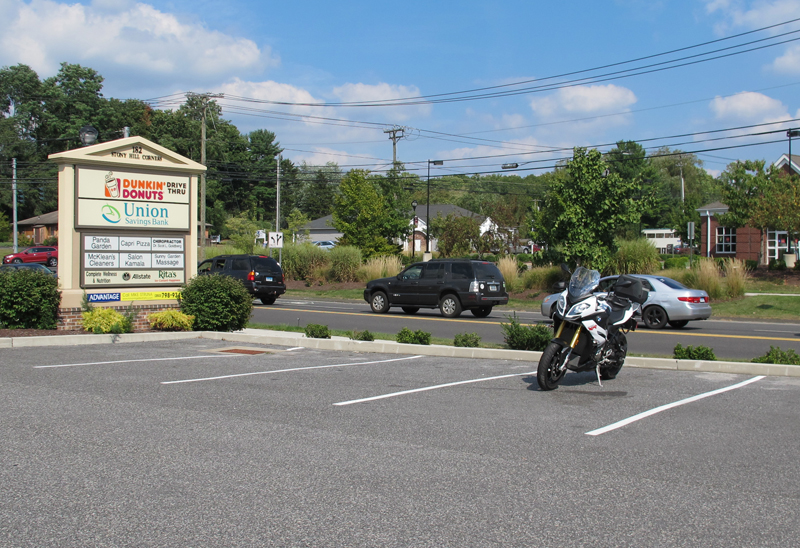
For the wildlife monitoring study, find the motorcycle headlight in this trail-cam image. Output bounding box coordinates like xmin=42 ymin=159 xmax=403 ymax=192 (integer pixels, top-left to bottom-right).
xmin=556 ymin=295 xmax=566 ymax=314
xmin=568 ymin=302 xmax=592 ymax=316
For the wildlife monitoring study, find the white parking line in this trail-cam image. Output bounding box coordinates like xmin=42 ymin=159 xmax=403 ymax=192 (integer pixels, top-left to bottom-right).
xmin=161 ymin=355 xmax=423 ymax=385
xmin=585 ymin=376 xmax=766 ymax=436
xmin=333 ymin=371 xmax=537 ymax=406
xmin=35 ymin=355 xmax=237 ymax=369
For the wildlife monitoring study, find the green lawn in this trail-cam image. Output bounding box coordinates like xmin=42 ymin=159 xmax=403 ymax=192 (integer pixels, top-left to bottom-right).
xmin=710 ymin=295 xmax=800 ymax=321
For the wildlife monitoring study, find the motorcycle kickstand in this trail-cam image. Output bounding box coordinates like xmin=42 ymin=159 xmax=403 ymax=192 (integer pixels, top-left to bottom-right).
xmin=595 ymin=363 xmax=603 ymax=387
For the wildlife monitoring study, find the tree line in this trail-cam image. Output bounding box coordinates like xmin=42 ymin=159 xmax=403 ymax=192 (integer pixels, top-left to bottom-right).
xmin=2 ymin=62 xmax=792 ymax=266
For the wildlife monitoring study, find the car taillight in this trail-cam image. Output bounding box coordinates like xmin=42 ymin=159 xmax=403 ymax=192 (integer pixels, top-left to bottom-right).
xmin=248 ymin=270 xmax=255 ymax=282
xmin=678 ymin=296 xmax=708 ymax=303
xmin=469 ymin=281 xmax=480 ymax=293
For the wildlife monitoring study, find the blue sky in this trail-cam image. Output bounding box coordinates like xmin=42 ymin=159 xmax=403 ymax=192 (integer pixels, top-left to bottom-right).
xmin=3 ymin=0 xmax=800 ymax=178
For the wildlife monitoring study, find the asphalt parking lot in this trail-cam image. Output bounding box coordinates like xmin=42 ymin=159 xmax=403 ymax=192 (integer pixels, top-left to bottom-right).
xmin=2 ymin=339 xmax=799 ymax=547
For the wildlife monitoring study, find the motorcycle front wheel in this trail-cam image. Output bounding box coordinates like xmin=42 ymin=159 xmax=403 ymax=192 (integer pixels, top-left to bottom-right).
xmin=600 ymin=332 xmax=628 ymax=380
xmin=537 ymin=342 xmax=567 ymax=391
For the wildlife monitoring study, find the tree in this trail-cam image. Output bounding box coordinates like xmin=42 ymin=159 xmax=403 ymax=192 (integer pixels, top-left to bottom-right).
xmin=718 ymin=160 xmax=800 ymax=265
xmin=332 ymin=170 xmax=407 ymax=258
xmin=295 ymin=162 xmax=341 ymax=219
xmin=430 ymin=212 xmax=480 ymax=257
xmin=535 ymin=147 xmax=640 ymax=270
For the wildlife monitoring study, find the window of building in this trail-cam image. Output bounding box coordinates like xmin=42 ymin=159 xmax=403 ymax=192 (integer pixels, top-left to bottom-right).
xmin=716 ymin=227 xmax=736 ymax=254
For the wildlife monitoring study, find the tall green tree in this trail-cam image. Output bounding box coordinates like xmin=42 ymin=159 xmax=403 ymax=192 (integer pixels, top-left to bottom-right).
xmin=535 ymin=147 xmax=640 ymax=270
xmin=332 ymin=170 xmax=408 ymax=258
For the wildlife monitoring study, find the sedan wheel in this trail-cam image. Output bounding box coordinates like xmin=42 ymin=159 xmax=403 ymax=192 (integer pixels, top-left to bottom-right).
xmin=643 ymin=305 xmax=668 ymax=329
xmin=439 ymin=295 xmax=462 ymax=318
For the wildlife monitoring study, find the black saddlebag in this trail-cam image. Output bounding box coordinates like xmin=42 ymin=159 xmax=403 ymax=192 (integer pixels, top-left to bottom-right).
xmin=612 ymin=275 xmax=648 ymax=304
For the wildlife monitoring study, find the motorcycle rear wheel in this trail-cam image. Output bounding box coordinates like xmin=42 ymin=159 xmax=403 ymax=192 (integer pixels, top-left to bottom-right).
xmin=537 ymin=342 xmax=567 ymax=391
xmin=600 ymin=332 xmax=627 ymax=380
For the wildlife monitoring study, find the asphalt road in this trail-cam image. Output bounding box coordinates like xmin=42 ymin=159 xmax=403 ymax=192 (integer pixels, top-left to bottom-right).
xmin=253 ymin=297 xmax=800 ymax=361
xmin=2 ymin=339 xmax=798 ymax=547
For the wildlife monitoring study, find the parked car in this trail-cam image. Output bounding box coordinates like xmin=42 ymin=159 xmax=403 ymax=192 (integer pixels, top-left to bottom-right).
xmin=3 ymin=246 xmax=58 ymax=267
xmin=197 ymin=254 xmax=285 ymax=305
xmin=313 ymin=240 xmax=336 ymax=250
xmin=541 ymin=274 xmax=711 ymax=329
xmin=0 ymin=263 xmax=57 ymax=277
xmin=364 ymin=258 xmax=508 ymax=318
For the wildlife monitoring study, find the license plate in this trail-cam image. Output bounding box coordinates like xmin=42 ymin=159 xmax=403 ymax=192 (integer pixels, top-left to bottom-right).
xmin=266 ymin=276 xmax=273 ymax=281
xmin=489 ymin=284 xmax=498 ymax=292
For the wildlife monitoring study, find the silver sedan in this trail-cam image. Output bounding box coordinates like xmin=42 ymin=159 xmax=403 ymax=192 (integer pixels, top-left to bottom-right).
xmin=540 ymin=274 xmax=712 ymax=329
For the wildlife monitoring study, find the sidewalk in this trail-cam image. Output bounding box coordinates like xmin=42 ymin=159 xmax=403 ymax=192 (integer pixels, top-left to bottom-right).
xmin=2 ymin=328 xmax=799 ymax=378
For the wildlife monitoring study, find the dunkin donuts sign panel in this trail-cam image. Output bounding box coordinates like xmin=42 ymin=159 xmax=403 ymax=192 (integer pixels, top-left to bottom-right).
xmin=77 ymin=167 xmax=190 ymax=204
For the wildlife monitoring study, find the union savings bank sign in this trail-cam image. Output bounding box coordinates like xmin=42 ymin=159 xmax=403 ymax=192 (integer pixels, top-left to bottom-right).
xmin=76 ymin=167 xmax=190 ymax=231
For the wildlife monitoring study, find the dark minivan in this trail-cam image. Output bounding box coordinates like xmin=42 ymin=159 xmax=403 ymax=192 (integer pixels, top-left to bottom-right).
xmin=364 ymin=259 xmax=508 ymax=318
xmin=197 ymin=254 xmax=285 ymax=305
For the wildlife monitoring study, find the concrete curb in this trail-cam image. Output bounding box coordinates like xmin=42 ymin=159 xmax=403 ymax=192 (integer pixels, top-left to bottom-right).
xmin=2 ymin=329 xmax=799 ymax=378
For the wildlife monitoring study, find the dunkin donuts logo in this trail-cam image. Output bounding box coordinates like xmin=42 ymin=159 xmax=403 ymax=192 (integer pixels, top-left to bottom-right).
xmin=103 ymin=171 xmax=165 ymax=201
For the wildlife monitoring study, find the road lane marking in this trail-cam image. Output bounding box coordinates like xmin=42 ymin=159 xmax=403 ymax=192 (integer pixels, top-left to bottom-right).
xmin=35 ymin=355 xmax=237 ymax=369
xmin=585 ymin=376 xmax=766 ymax=436
xmin=333 ymin=371 xmax=537 ymax=406
xmin=161 ymin=355 xmax=423 ymax=385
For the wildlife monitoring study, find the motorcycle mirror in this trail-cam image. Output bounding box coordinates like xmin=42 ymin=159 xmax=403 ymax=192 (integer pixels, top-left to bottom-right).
xmin=560 ymin=263 xmax=571 ymax=275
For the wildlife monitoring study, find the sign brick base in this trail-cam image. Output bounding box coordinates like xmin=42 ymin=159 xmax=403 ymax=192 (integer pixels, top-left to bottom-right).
xmin=58 ymin=303 xmax=181 ymax=331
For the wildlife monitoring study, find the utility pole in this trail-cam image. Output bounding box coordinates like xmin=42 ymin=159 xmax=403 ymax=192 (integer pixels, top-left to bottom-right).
xmin=12 ymin=158 xmax=18 ymax=253
xmin=188 ymin=92 xmax=223 ymax=261
xmin=383 ymin=126 xmax=405 ymax=165
xmin=276 ymin=154 xmax=281 ymax=264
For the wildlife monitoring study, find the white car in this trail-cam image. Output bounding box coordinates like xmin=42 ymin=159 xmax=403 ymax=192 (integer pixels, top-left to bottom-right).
xmin=541 ymin=274 xmax=712 ymax=329
xmin=313 ymin=240 xmax=336 ymax=250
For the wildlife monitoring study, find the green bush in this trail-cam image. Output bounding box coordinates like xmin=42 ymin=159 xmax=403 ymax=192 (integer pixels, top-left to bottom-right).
xmin=328 ymin=246 xmax=363 ymax=282
xmin=745 ymin=260 xmax=759 ymax=271
xmin=752 ymin=346 xmax=800 ymax=365
xmin=281 ymin=242 xmax=330 ymax=282
xmin=179 ymin=274 xmax=253 ymax=332
xmin=349 ymin=329 xmax=375 ymax=341
xmin=454 ymin=332 xmax=482 ymax=347
xmin=521 ymin=266 xmax=564 ymax=292
xmin=304 ymin=323 xmax=331 ymax=338
xmin=81 ymin=307 xmax=133 ymax=334
xmin=0 ymin=270 xmax=60 ymax=329
xmin=673 ymin=343 xmax=716 ymax=361
xmin=664 ymin=256 xmax=689 ymax=270
xmin=607 ymin=238 xmax=661 ymax=275
xmin=396 ymin=327 xmax=431 ymax=345
xmin=769 ymin=259 xmax=787 ymax=271
xmin=500 ymin=313 xmax=552 ymax=351
xmin=147 ymin=309 xmax=195 ymax=331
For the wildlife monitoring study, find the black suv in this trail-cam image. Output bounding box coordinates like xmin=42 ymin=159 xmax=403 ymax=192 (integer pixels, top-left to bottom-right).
xmin=363 ymin=259 xmax=508 ymax=318
xmin=197 ymin=254 xmax=285 ymax=305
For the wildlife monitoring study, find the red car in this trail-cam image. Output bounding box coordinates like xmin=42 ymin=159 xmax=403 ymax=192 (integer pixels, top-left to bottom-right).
xmin=3 ymin=246 xmax=58 ymax=267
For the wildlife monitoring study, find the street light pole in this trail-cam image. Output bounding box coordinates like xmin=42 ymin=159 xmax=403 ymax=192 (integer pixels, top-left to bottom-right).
xmin=788 ymin=129 xmax=800 ymax=164
xmin=426 ymin=160 xmax=443 ymax=256
xmin=411 ymin=199 xmax=418 ymax=261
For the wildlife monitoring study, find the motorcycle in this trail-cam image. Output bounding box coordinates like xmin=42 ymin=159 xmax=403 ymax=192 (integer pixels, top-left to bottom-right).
xmin=537 ymin=265 xmax=648 ymax=391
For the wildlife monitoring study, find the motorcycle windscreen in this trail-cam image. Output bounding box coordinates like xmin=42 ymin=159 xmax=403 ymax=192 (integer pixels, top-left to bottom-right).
xmin=568 ymin=267 xmax=600 ymax=301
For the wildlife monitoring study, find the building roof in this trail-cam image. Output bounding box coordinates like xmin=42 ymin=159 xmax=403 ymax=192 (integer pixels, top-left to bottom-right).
xmin=696 ymin=201 xmax=729 ymax=215
xmin=18 ymin=211 xmax=59 ymax=226
xmin=774 ymin=153 xmax=800 ymax=175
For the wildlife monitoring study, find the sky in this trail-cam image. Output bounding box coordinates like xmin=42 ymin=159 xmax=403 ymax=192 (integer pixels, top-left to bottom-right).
xmin=3 ymin=0 xmax=800 ymax=179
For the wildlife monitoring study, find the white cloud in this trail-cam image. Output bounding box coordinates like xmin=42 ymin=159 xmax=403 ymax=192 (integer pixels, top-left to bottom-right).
xmin=706 ymin=0 xmax=800 ymax=30
xmin=710 ymin=91 xmax=788 ymax=120
xmin=0 ymin=0 xmax=274 ymax=80
xmin=529 ymin=84 xmax=637 ymax=118
xmin=331 ymin=82 xmax=432 ymax=121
